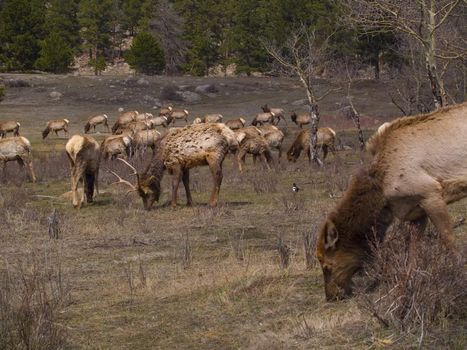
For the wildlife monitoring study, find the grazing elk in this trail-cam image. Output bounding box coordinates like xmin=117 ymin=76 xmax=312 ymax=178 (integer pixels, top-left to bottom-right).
xmin=202 ymin=114 xmax=223 ymax=123
xmin=235 ymin=130 xmax=273 ymax=172
xmin=159 ymin=105 xmax=173 ymax=116
xmin=133 ymin=129 xmax=161 ymax=157
xmin=84 ymin=114 xmax=109 ymax=133
xmin=111 ymin=110 xmax=138 ymax=134
xmin=100 ymin=134 xmax=133 ymax=160
xmin=0 ymin=136 xmax=36 ymax=182
xmin=42 ymin=119 xmax=70 ymax=139
xmin=290 ymin=112 xmax=311 ymax=128
xmin=169 ymin=108 xmax=189 ymax=125
xmin=262 ymin=104 xmax=286 ymax=125
xmin=287 ymin=128 xmax=337 ymax=163
xmin=135 ymin=112 xmax=153 ymax=122
xmin=65 ymin=135 xmax=100 ymax=208
xmin=258 ymin=125 xmax=284 ymax=161
xmin=225 ymin=117 xmax=246 ymax=130
xmin=317 ymin=103 xmax=467 ymax=301
xmin=148 ymin=115 xmax=170 ymax=128
xmin=251 ymin=112 xmax=275 ymax=126
xmin=0 ymin=120 xmax=21 ymax=138
xmin=111 ymin=123 xmax=238 ymax=210
xmin=124 ymin=121 xmax=151 ymax=134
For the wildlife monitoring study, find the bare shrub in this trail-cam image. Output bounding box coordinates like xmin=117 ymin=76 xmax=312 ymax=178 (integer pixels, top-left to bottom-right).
xmin=302 ymin=228 xmax=318 ymax=269
xmin=178 ymin=232 xmax=192 ymax=269
xmin=35 ymin=152 xmax=70 ymax=182
xmin=357 ymin=223 xmax=466 ymax=345
xmin=277 ymin=233 xmax=290 ymax=269
xmin=228 ymin=230 xmax=247 ymax=262
xmin=247 ymin=171 xmax=278 ymax=194
xmin=0 ymin=252 xmax=71 ymax=349
xmin=278 ymin=193 xmax=304 ymax=214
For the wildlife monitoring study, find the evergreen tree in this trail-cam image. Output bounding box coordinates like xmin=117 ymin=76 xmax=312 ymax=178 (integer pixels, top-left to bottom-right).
xmin=35 ymin=32 xmax=74 ymax=73
xmin=44 ymin=0 xmax=80 ymax=51
xmin=125 ymin=31 xmax=165 ymax=74
xmin=0 ymin=0 xmax=45 ymax=70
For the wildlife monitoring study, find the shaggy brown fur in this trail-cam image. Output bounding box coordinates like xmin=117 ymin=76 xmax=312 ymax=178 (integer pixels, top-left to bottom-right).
xmin=42 ymin=119 xmax=69 ymax=139
xmin=287 ymin=128 xmax=337 ymax=162
xmin=0 ymin=120 xmax=20 ymax=138
xmin=317 ymin=102 xmax=467 ymax=301
xmin=0 ymin=136 xmax=36 ymax=182
xmin=65 ymin=135 xmax=100 ymax=208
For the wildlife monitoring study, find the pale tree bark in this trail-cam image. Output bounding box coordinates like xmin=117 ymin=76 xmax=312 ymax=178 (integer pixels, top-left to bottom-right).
xmin=264 ymin=28 xmax=340 ymax=166
xmin=345 ymin=0 xmax=465 ymax=109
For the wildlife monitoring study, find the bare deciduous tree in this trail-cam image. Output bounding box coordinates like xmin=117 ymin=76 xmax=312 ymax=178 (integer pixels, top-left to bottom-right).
xmin=264 ymin=27 xmax=340 ymax=166
xmin=345 ymin=0 xmax=466 ymax=109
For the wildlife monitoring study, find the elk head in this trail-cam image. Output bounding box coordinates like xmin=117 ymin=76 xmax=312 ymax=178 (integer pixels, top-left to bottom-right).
xmin=109 ymin=158 xmax=161 ymax=210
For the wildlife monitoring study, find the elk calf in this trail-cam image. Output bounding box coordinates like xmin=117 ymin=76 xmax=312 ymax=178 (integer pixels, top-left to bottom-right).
xmin=65 ymin=135 xmax=100 ymax=208
xmin=42 ymin=119 xmax=70 ymax=139
xmin=85 ymin=114 xmax=109 ymax=133
xmin=0 ymin=120 xmax=21 ymax=138
xmin=0 ymin=136 xmax=36 ymax=182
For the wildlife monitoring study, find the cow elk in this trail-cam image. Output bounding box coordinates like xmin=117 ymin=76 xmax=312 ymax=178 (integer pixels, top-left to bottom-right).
xmin=251 ymin=112 xmax=275 ymax=126
xmin=317 ymin=103 xmax=467 ymax=301
xmin=235 ymin=129 xmax=273 ymax=172
xmin=0 ymin=120 xmax=21 ymax=138
xmin=287 ymin=128 xmax=337 ymax=163
xmin=65 ymin=135 xmax=100 ymax=208
xmin=148 ymin=115 xmax=170 ymax=128
xmin=111 ymin=110 xmax=138 ymax=134
xmin=169 ymin=108 xmax=189 ymax=125
xmin=262 ymin=104 xmax=286 ymax=125
xmin=84 ymin=114 xmax=109 ymax=133
xmin=258 ymin=125 xmax=284 ymax=161
xmin=101 ymin=134 xmax=133 ymax=160
xmin=110 ymin=123 xmax=238 ymax=210
xmin=225 ymin=117 xmax=246 ymax=130
xmin=133 ymin=129 xmax=161 ymax=157
xmin=159 ymin=105 xmax=173 ymax=116
xmin=42 ymin=118 xmax=70 ymax=139
xmin=0 ymin=136 xmax=36 ymax=182
xmin=290 ymin=112 xmax=311 ymax=128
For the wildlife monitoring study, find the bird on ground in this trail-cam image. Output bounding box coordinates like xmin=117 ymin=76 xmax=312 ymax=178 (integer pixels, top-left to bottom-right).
xmin=292 ymin=183 xmax=300 ymax=192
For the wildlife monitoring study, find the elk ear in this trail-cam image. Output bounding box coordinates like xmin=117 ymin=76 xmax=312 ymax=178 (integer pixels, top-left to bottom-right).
xmin=324 ymin=221 xmax=339 ymax=250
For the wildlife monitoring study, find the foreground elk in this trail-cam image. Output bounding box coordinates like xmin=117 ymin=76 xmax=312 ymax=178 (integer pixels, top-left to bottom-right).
xmin=317 ymin=103 xmax=467 ymax=301
xmin=111 ymin=110 xmax=138 ymax=134
xmin=225 ymin=117 xmax=246 ymax=130
xmin=290 ymin=112 xmax=311 ymax=128
xmin=84 ymin=114 xmax=109 ymax=133
xmin=0 ymin=120 xmax=21 ymax=138
xmin=0 ymin=136 xmax=36 ymax=182
xmin=42 ymin=118 xmax=70 ymax=139
xmin=101 ymin=134 xmax=133 ymax=160
xmin=287 ymin=128 xmax=337 ymax=163
xmin=65 ymin=135 xmax=100 ymax=208
xmin=111 ymin=123 xmax=238 ymax=210
xmin=262 ymin=104 xmax=286 ymax=125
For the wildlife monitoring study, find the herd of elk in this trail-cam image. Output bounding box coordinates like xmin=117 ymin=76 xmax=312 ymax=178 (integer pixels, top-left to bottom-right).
xmin=317 ymin=102 xmax=467 ymax=301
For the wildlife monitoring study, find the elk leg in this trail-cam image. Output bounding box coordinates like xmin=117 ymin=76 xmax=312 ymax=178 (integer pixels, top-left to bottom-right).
xmin=207 ymin=157 xmax=223 ymax=207
xmin=26 ymin=158 xmax=36 ymax=183
xmin=171 ymin=167 xmax=182 ymax=208
xmin=237 ymin=148 xmax=247 ymax=172
xmin=71 ymin=169 xmax=82 ymax=208
xmin=182 ymin=169 xmax=193 ymax=206
xmin=278 ymin=146 xmax=282 ymax=162
xmin=261 ymin=153 xmax=271 ymax=170
xmin=322 ymin=145 xmax=328 ymax=161
xmin=420 ymin=195 xmax=455 ymax=249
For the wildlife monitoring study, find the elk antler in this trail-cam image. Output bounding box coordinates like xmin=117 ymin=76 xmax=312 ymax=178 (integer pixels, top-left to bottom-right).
xmin=107 ymin=169 xmax=137 ymax=194
xmin=117 ymin=158 xmax=138 ymax=177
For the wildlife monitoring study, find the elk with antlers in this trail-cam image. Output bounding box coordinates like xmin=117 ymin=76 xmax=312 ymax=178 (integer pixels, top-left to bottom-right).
xmin=65 ymin=135 xmax=100 ymax=208
xmin=110 ymin=123 xmax=238 ymax=210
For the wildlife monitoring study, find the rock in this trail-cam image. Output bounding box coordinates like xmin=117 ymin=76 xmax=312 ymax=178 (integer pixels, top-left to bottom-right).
xmin=137 ymin=78 xmax=149 ymax=86
xmin=5 ymin=79 xmax=30 ymax=87
xmin=195 ymin=84 xmax=218 ymax=94
xmin=291 ymin=99 xmax=307 ymax=106
xmin=143 ymin=95 xmax=161 ymax=105
xmin=177 ymin=91 xmax=201 ymax=103
xmin=281 ymin=99 xmax=288 ymax=104
xmin=49 ymin=91 xmax=63 ymax=100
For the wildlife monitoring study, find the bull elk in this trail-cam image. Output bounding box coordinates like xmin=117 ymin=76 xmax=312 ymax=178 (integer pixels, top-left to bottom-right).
xmin=84 ymin=114 xmax=109 ymax=133
xmin=0 ymin=136 xmax=36 ymax=182
xmin=287 ymin=128 xmax=337 ymax=163
xmin=316 ymin=102 xmax=467 ymax=301
xmin=110 ymin=123 xmax=238 ymax=210
xmin=42 ymin=119 xmax=70 ymax=139
xmin=65 ymin=135 xmax=100 ymax=208
xmin=0 ymin=120 xmax=21 ymax=138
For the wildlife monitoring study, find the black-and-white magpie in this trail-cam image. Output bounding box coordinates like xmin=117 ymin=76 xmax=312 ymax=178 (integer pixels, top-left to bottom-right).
xmin=292 ymin=183 xmax=300 ymax=192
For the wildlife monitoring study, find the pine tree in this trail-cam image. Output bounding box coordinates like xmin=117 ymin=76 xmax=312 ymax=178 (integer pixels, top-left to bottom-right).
xmin=125 ymin=31 xmax=165 ymax=74
xmin=44 ymin=0 xmax=80 ymax=51
xmin=35 ymin=32 xmax=74 ymax=73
